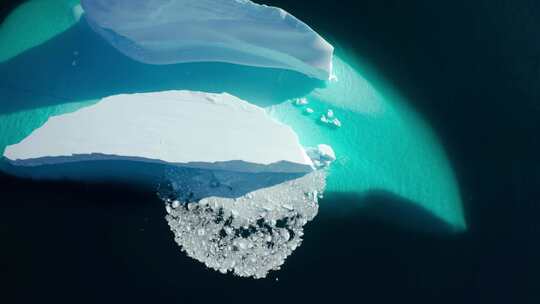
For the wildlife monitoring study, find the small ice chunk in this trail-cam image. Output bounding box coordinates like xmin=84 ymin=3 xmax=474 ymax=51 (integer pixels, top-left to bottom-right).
xmin=306 ymin=144 xmax=336 ymax=169
xmin=294 ymin=98 xmax=309 ymax=106
xmin=332 ymin=118 xmax=342 ymax=128
xmin=320 ymin=115 xmax=329 ymax=123
xmin=237 ymin=239 xmax=248 ymax=250
xmin=317 ymin=144 xmax=336 ymax=162
xmin=305 ymin=108 xmax=314 ymax=114
xmin=164 ymin=170 xmax=326 ymax=279
xmin=72 ymin=4 xmax=84 ymax=22
xmin=327 ymin=109 xmax=334 ymax=118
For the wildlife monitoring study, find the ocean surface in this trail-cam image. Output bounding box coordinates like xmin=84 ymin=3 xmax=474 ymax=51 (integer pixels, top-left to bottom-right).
xmin=1 ymin=1 xmax=539 ymax=303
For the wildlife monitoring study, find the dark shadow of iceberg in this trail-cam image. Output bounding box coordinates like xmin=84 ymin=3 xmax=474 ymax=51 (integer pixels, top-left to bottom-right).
xmin=323 ymin=191 xmax=462 ymax=234
xmin=0 ymin=17 xmax=325 ymax=114
xmin=0 ymin=155 xmax=307 ymax=201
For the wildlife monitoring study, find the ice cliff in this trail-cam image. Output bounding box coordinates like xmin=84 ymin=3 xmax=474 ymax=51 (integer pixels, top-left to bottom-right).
xmin=81 ymin=0 xmax=334 ymax=80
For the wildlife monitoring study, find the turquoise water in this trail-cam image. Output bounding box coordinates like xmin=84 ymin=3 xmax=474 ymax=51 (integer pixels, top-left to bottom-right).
xmin=0 ymin=0 xmax=80 ymax=63
xmin=271 ymin=54 xmax=465 ymax=230
xmin=0 ymin=0 xmax=465 ymax=231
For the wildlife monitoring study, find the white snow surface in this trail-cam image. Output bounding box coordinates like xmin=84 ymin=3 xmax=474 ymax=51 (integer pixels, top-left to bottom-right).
xmin=4 ymin=91 xmax=313 ymax=173
xmin=81 ymin=0 xmax=334 ymax=80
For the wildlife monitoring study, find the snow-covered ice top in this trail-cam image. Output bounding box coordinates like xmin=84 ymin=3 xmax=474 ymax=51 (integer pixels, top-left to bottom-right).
xmin=4 ymin=91 xmax=313 ymax=173
xmin=81 ymin=0 xmax=334 ymax=80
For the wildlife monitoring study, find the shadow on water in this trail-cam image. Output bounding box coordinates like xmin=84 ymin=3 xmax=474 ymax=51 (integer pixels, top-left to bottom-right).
xmin=0 ymin=17 xmax=324 ymax=114
xmin=0 ymin=156 xmax=307 ymax=202
xmin=0 ymin=157 xmax=458 ymax=236
xmin=0 ymin=168 xmax=474 ymax=304
xmin=323 ymin=191 xmax=459 ymax=235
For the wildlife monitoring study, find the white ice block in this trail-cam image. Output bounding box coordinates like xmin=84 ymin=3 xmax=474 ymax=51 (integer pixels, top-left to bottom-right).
xmin=81 ymin=0 xmax=334 ymax=80
xmin=3 ymin=91 xmax=314 ymax=176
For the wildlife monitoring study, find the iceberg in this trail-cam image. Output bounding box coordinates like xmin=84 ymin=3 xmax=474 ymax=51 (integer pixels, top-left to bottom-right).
xmin=1 ymin=90 xmax=332 ymax=278
xmin=81 ymin=0 xmax=334 ymax=80
xmin=3 ymin=90 xmax=316 ymax=184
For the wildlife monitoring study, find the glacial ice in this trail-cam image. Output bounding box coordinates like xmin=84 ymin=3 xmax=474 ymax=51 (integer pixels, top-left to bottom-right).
xmin=3 ymin=90 xmax=314 ymax=175
xmin=81 ymin=0 xmax=334 ymax=80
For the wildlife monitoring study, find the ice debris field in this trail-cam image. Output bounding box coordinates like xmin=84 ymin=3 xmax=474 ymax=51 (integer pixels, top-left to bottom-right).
xmin=0 ymin=0 xmax=465 ymax=278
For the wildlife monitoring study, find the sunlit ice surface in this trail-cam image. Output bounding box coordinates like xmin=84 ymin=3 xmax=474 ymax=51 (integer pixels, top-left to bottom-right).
xmin=0 ymin=0 xmax=465 ymax=277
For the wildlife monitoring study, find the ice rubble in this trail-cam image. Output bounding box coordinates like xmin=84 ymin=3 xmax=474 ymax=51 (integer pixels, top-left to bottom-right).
xmin=163 ymin=169 xmax=326 ymax=278
xmin=81 ymin=0 xmax=334 ymax=80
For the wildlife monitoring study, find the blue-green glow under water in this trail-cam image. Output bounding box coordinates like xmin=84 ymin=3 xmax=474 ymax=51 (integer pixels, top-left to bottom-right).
xmin=271 ymin=55 xmax=465 ymax=230
xmin=0 ymin=0 xmax=465 ymax=231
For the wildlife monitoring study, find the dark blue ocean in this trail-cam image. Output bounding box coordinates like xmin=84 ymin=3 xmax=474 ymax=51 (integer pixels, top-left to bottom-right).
xmin=1 ymin=1 xmax=538 ymax=303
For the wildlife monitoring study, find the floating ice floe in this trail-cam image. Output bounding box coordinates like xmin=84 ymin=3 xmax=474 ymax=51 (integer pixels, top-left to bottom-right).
xmin=305 ymin=107 xmax=314 ymax=114
xmin=327 ymin=109 xmax=334 ymax=118
xmin=319 ymin=110 xmax=342 ymax=128
xmin=81 ymin=0 xmax=334 ymax=80
xmin=294 ymin=98 xmax=310 ymax=106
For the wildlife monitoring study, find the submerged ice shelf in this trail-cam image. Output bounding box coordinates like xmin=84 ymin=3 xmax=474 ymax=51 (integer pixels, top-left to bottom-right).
xmin=81 ymin=0 xmax=334 ymax=80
